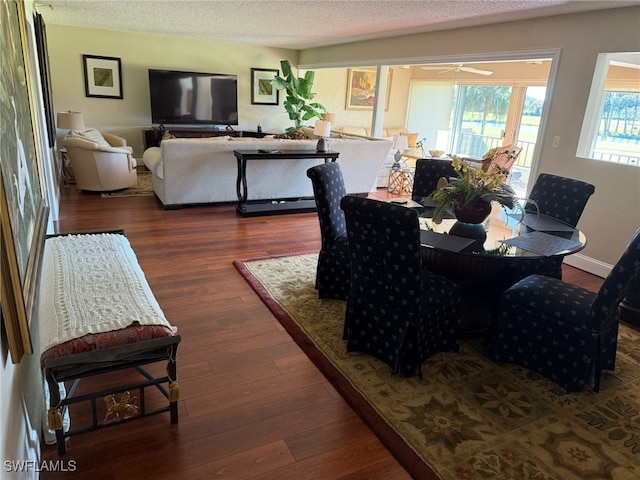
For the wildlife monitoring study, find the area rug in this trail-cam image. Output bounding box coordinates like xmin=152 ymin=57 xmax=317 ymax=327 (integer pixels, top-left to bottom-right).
xmin=100 ymin=170 xmax=154 ymax=198
xmin=233 ymin=253 xmax=640 ymax=480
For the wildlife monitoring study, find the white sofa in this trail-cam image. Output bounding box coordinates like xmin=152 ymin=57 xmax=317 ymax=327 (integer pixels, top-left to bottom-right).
xmin=142 ymin=136 xmax=392 ymax=208
xmin=335 ymin=127 xmax=421 ymax=187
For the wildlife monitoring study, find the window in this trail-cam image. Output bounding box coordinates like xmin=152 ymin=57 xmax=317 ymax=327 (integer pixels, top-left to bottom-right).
xmin=578 ymin=52 xmax=640 ymax=167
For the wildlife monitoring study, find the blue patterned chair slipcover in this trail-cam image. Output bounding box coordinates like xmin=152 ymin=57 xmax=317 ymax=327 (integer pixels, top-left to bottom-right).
xmin=340 ymin=195 xmax=461 ymax=377
xmin=493 ymin=227 xmax=640 ymax=393
xmin=525 ymin=173 xmax=596 ymax=227
xmin=307 ymin=163 xmax=350 ymax=300
xmin=411 ymin=158 xmax=456 ymax=203
xmin=499 ymin=173 xmax=596 ymax=294
xmin=522 ymin=173 xmax=595 ymax=279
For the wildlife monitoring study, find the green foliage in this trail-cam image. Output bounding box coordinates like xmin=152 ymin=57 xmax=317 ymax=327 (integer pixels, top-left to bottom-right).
xmin=430 ymin=156 xmax=519 ymax=224
xmin=270 ymin=60 xmax=326 ymax=131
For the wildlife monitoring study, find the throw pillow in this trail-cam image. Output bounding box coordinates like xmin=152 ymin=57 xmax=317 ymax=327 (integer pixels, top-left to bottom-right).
xmin=69 ymin=128 xmax=111 ymax=148
xmin=338 ymin=126 xmax=369 ymax=137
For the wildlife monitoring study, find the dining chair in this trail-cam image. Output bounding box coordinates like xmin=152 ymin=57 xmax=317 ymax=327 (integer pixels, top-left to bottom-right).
xmin=340 ymin=195 xmax=460 ymax=376
xmin=411 ymin=158 xmax=456 ymax=204
xmin=525 ymin=172 xmax=596 ymax=227
xmin=502 ymin=172 xmax=596 ymax=285
xmin=306 ymin=163 xmax=350 ymax=300
xmin=493 ymin=226 xmax=640 ymax=393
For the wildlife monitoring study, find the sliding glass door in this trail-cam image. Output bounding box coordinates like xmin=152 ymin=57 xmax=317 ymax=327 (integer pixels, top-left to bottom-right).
xmin=407 ymin=75 xmax=547 ymax=194
xmin=451 ymin=85 xmax=512 ymax=157
xmin=450 ymin=83 xmax=545 ymax=194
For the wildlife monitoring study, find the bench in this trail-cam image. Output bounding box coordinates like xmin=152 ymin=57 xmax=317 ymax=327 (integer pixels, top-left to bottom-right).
xmin=38 ymin=231 xmax=181 ymax=455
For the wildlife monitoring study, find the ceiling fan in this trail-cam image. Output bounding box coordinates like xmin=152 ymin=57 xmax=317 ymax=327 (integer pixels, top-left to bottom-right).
xmin=420 ymin=63 xmax=493 ymax=76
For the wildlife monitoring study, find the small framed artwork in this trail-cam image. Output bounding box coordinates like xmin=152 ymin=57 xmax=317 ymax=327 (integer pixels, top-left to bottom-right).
xmin=346 ymin=68 xmax=392 ymax=110
xmin=83 ymin=54 xmax=123 ymax=99
xmin=251 ymin=68 xmax=279 ymax=105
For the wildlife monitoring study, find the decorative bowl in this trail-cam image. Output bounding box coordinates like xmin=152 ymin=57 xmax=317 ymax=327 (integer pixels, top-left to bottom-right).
xmin=429 ymin=149 xmax=445 ymax=158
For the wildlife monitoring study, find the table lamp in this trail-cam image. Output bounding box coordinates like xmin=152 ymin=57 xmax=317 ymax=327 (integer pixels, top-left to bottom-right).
xmin=57 ymin=111 xmax=85 ymax=134
xmin=391 ymin=135 xmax=408 ymax=171
xmin=314 ymin=120 xmax=331 ymax=152
xmin=321 ymin=112 xmax=336 ymax=124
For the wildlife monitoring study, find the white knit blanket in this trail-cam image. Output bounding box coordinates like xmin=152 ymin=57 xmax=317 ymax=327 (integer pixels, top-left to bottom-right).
xmin=38 ymin=233 xmax=173 ymax=354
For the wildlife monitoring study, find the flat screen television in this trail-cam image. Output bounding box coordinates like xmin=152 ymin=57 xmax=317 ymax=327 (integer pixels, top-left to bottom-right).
xmin=148 ymin=69 xmax=238 ymax=126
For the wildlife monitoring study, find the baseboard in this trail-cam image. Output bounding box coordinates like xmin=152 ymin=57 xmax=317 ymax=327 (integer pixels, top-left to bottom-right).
xmin=563 ymin=253 xmax=611 ymax=279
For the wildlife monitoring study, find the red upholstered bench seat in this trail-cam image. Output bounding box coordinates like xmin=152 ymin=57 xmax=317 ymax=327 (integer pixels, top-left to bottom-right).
xmin=40 ymin=323 xmax=174 ymax=364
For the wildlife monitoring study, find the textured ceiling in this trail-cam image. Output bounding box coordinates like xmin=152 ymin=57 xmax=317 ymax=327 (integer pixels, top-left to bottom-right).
xmin=37 ymin=0 xmax=638 ymax=49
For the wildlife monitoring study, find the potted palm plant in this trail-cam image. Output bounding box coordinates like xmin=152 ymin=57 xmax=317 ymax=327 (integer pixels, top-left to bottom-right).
xmin=270 ymin=60 xmax=326 ymax=131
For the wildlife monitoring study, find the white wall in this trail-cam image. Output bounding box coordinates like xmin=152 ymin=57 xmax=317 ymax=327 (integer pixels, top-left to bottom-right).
xmin=312 ymin=66 xmax=411 ymax=133
xmin=45 ymin=25 xmax=300 ymax=158
xmin=406 ymin=81 xmax=454 ymax=151
xmin=300 ymin=6 xmax=640 ymax=268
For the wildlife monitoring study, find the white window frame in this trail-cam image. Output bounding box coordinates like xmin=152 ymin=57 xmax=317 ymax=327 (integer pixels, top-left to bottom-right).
xmin=577 ymin=52 xmax=640 ymax=166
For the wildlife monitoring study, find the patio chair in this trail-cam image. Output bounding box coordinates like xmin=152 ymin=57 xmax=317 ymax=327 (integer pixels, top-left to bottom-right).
xmin=481 ymin=143 xmax=522 ymax=175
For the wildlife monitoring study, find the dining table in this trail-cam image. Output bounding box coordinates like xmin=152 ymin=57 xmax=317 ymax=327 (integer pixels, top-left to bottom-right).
xmin=413 ymin=200 xmax=587 ymax=338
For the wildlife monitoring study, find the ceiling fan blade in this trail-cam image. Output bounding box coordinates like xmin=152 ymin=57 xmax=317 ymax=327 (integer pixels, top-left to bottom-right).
xmin=420 ymin=66 xmax=456 ymax=74
xmin=460 ymin=66 xmax=493 ymax=76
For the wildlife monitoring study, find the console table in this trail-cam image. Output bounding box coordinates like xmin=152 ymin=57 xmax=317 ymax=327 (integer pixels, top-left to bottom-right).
xmin=233 ymin=149 xmax=339 ymax=216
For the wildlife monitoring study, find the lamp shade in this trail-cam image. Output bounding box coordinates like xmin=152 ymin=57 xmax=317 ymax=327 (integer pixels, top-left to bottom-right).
xmin=57 ymin=111 xmax=85 ymax=131
xmin=392 ymin=134 xmax=409 ymax=150
xmin=313 ymin=120 xmax=331 ymax=138
xmin=321 ymin=113 xmax=336 ymax=124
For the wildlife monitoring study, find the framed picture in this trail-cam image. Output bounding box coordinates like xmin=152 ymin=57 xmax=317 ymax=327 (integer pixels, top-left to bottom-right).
xmin=34 ymin=12 xmax=55 ymax=148
xmin=83 ymin=54 xmax=123 ymax=99
xmin=251 ymin=68 xmax=279 ymax=105
xmin=346 ymin=68 xmax=392 ymax=110
xmin=1 ymin=0 xmax=48 ymax=363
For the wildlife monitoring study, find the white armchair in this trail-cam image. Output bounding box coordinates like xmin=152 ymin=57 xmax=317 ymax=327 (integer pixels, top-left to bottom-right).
xmin=62 ymin=129 xmax=137 ymax=191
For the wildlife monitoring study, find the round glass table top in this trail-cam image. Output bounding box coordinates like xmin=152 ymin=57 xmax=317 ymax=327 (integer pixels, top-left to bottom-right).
xmin=419 ymin=205 xmax=586 ymax=259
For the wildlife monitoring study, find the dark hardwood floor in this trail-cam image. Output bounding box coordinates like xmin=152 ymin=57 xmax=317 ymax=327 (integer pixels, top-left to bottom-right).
xmin=40 ymin=182 xmax=604 ymax=479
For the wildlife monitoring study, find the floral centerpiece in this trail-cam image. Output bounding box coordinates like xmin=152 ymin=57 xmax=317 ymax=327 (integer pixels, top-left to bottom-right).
xmin=429 ymin=156 xmax=519 ymax=224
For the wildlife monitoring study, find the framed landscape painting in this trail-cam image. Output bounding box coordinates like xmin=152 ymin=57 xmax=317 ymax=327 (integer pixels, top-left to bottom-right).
xmin=346 ymin=68 xmax=392 ymax=110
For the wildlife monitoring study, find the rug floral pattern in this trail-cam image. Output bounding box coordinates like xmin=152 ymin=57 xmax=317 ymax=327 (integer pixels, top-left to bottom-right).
xmin=240 ymin=254 xmax=640 ymax=480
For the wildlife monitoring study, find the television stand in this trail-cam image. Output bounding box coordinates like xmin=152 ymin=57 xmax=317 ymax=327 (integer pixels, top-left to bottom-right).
xmin=142 ymin=128 xmax=270 ymax=149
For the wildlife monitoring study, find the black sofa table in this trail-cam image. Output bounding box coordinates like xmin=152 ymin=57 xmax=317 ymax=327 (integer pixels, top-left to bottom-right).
xmin=233 ymin=149 xmax=339 ymax=217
